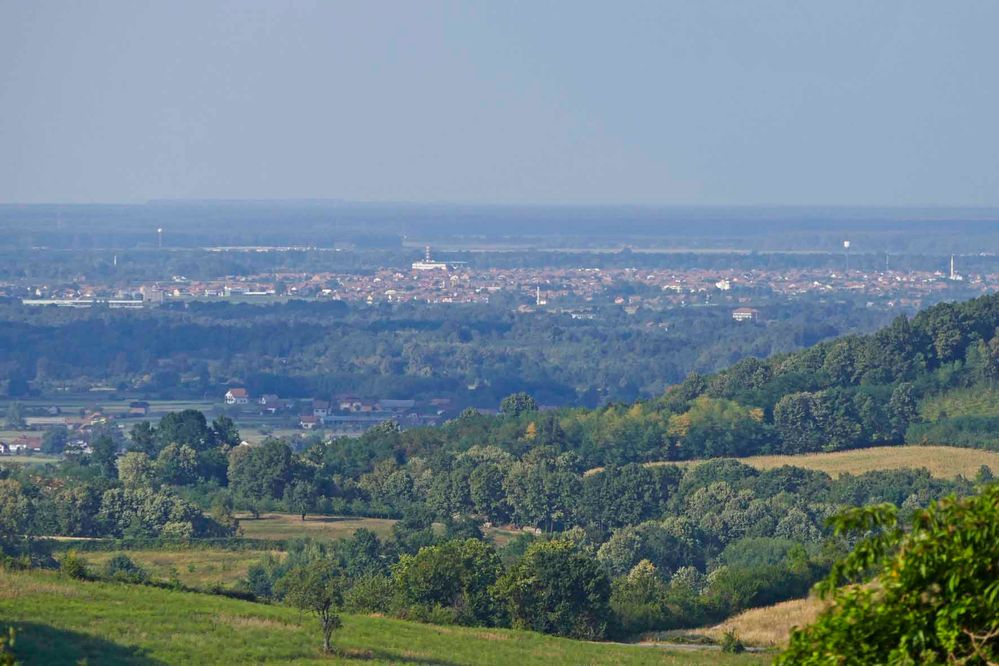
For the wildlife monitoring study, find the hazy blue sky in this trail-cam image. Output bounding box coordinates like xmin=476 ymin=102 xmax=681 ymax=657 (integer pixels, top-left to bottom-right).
xmin=2 ymin=1 xmax=998 ymax=205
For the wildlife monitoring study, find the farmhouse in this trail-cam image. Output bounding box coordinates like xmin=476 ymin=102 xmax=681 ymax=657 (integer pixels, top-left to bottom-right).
xmin=258 ymin=394 xmax=284 ymax=414
xmin=337 ymin=396 xmax=364 ymax=412
xmin=225 ymin=388 xmax=250 ymax=405
xmin=6 ymin=436 xmax=43 ymax=454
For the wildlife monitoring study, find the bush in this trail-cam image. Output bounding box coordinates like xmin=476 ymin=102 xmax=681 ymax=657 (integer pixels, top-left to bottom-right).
xmin=60 ymin=550 xmax=90 ymax=580
xmin=778 ymin=484 xmax=999 ymax=664
xmin=0 ymin=627 xmax=15 ymax=666
xmin=344 ymin=574 xmax=394 ymax=613
xmin=102 ymin=553 xmax=149 ymax=583
xmin=495 ymin=538 xmax=612 ymax=640
xmin=242 ymin=563 xmax=274 ymax=599
xmin=391 ymin=539 xmax=504 ymax=626
xmin=609 ymin=560 xmax=671 ymax=636
xmin=720 ymin=629 xmax=746 ymax=653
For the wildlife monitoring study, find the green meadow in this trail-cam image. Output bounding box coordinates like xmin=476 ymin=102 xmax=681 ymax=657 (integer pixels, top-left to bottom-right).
xmin=0 ymin=569 xmax=768 ymax=665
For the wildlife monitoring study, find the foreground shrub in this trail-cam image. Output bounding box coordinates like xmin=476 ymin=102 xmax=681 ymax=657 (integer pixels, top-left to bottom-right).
xmin=0 ymin=627 xmax=15 ymax=666
xmin=778 ymin=484 xmax=999 ymax=664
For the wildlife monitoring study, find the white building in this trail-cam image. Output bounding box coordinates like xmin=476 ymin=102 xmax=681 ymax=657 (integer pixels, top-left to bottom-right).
xmin=412 ymin=246 xmax=448 ymax=271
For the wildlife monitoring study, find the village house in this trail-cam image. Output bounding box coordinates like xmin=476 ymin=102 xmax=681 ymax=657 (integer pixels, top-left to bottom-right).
xmin=312 ymin=399 xmax=331 ymax=418
xmin=299 ymin=414 xmax=319 ymax=430
xmin=225 ymin=388 xmax=250 ymax=405
xmin=258 ymin=394 xmax=284 ymax=414
xmin=5 ymin=436 xmax=43 ymax=454
xmin=338 ymin=396 xmax=363 ymax=412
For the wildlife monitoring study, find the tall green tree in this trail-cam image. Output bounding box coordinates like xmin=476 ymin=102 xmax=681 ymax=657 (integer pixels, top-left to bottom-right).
xmin=500 ymin=392 xmax=538 ymax=417
xmin=495 ymin=538 xmax=612 ymax=640
xmin=392 ymin=538 xmax=504 ymax=626
xmin=275 ymin=561 xmax=346 ymax=654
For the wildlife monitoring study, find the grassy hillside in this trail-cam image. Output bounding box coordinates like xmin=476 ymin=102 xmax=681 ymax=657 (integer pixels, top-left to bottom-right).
xmin=84 ymin=548 xmax=277 ymax=589
xmin=699 ymin=597 xmax=825 ymax=648
xmin=0 ymin=569 xmax=767 ymax=665
xmin=727 ymin=445 xmax=999 ymax=479
xmin=639 ymin=597 xmax=826 ymax=650
xmin=589 ymin=445 xmax=999 ymax=479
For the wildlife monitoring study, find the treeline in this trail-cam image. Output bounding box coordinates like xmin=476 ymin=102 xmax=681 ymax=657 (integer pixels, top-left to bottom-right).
xmin=0 ymin=413 xmax=243 ymax=545
xmin=226 ymin=451 xmax=979 ymax=639
xmin=0 ymin=298 xmax=889 ymax=406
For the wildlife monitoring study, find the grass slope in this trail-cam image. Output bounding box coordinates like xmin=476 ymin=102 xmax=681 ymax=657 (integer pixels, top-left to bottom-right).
xmin=234 ymin=513 xmax=397 ymax=541
xmin=728 ymin=445 xmax=999 ymax=479
xmin=700 ymin=597 xmax=825 ymax=648
xmin=0 ymin=569 xmax=766 ymax=665
xmin=84 ymin=548 xmax=277 ymax=589
xmin=586 ymin=445 xmax=999 ymax=479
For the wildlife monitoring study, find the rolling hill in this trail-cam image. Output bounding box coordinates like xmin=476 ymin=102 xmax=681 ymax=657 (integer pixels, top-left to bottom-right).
xmin=0 ymin=568 xmax=766 ymax=665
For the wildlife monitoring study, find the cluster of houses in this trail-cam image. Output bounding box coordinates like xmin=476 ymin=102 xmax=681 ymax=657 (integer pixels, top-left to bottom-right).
xmin=0 ymin=403 xmax=156 ymax=458
xmin=224 ymin=388 xmax=448 ymax=431
xmin=0 ymin=435 xmax=43 ymax=455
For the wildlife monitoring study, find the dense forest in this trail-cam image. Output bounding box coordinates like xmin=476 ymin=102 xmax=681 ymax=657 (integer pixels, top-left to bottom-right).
xmin=0 ymin=299 xmax=891 ymax=407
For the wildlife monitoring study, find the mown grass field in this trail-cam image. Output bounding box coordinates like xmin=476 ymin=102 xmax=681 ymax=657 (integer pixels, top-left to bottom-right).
xmin=234 ymin=513 xmax=397 ymax=541
xmin=732 ymin=445 xmax=999 ymax=479
xmin=588 ymin=445 xmax=999 ymax=480
xmin=84 ymin=548 xmax=278 ymax=589
xmin=0 ymin=568 xmax=768 ymax=665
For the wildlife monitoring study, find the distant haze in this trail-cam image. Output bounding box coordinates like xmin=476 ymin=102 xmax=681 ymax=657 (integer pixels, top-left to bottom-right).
xmin=2 ymin=1 xmax=998 ymax=206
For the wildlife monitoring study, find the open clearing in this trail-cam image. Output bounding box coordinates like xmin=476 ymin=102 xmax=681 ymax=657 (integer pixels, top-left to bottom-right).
xmin=234 ymin=512 xmax=397 ymax=541
xmin=588 ymin=445 xmax=999 ymax=479
xmin=84 ymin=548 xmax=277 ymax=589
xmin=732 ymin=445 xmax=999 ymax=479
xmin=0 ymin=568 xmax=767 ymax=665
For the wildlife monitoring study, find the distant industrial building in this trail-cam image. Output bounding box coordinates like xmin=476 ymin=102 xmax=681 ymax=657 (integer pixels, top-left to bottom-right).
xmin=411 ymin=246 xmax=448 ymax=271
xmin=732 ymin=307 xmax=760 ymax=322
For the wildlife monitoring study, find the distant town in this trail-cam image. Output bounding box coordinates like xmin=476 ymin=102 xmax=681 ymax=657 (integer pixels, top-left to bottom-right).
xmin=3 ymin=246 xmax=990 ymax=313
